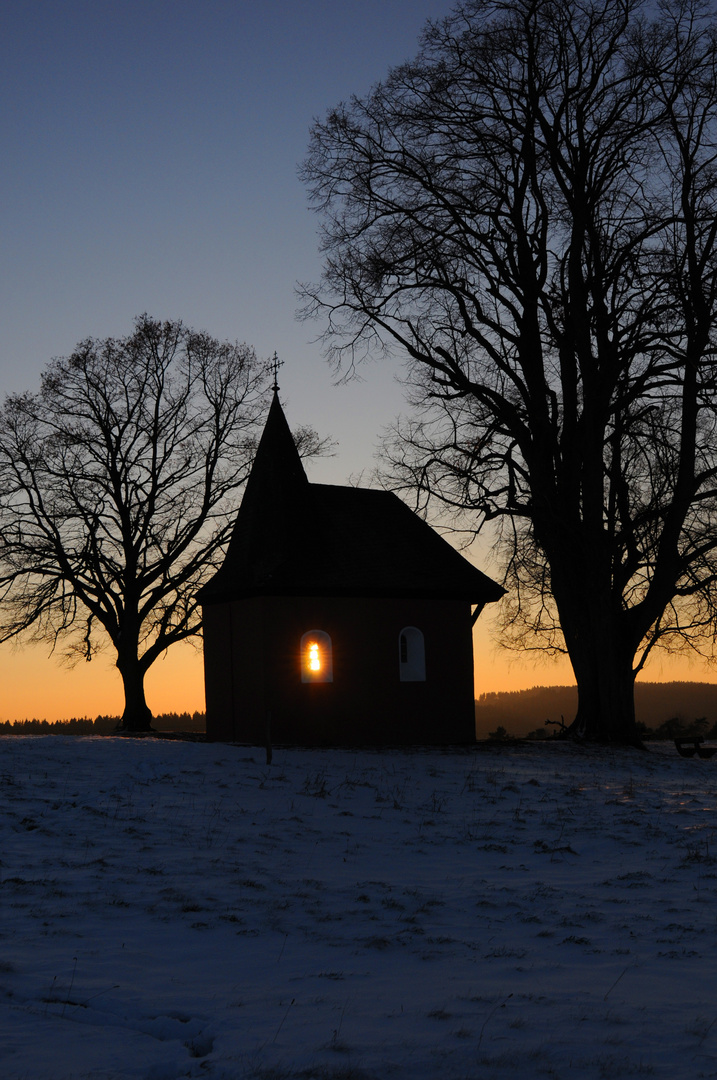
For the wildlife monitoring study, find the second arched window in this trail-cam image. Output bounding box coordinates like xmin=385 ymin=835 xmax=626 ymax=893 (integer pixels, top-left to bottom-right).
xmin=399 ymin=627 xmax=425 ymax=682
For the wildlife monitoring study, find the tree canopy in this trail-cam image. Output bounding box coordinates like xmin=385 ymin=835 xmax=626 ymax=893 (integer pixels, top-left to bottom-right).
xmin=301 ymin=0 xmax=717 ymax=743
xmin=0 ymin=316 xmax=281 ymax=730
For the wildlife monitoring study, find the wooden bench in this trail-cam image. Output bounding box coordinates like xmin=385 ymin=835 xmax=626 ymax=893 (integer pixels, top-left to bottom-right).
xmin=674 ymin=737 xmax=717 ymax=759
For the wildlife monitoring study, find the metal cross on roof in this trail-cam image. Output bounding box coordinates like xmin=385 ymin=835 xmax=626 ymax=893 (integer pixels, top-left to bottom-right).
xmin=270 ymin=353 xmax=284 ymax=393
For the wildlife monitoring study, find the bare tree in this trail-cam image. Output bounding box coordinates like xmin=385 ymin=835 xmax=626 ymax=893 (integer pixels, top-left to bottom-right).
xmin=0 ymin=316 xmax=281 ymax=731
xmin=301 ymin=0 xmax=717 ymax=744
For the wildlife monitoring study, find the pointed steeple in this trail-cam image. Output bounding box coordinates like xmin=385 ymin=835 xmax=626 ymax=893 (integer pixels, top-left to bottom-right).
xmin=239 ymin=389 xmax=309 ymax=507
xmin=200 ymin=391 xmax=310 ymax=601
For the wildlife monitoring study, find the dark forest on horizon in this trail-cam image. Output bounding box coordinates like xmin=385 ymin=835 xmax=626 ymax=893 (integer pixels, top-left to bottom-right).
xmin=3 ymin=682 xmax=717 ymax=740
xmin=0 ymin=712 xmax=205 ymax=736
xmin=476 ymin=682 xmax=717 ymax=739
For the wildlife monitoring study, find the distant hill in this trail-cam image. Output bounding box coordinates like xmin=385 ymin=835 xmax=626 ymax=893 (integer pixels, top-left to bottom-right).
xmin=475 ymin=682 xmax=717 ymax=738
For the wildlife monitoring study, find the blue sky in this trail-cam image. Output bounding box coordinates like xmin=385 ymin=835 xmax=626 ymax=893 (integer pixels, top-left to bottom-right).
xmin=0 ymin=0 xmax=458 ymax=484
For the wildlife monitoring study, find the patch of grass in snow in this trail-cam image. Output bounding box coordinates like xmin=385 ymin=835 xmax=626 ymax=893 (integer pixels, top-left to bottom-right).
xmin=362 ymin=935 xmax=392 ymax=950
xmin=460 ymin=768 xmax=480 ymax=793
xmin=685 ymin=1014 xmax=717 ymax=1044
xmin=373 ymin=780 xmax=408 ymax=808
xmin=484 ymin=945 xmax=528 ymax=958
xmin=681 ymin=839 xmax=717 ymax=864
xmin=380 ymin=896 xmax=404 ymax=911
xmin=302 ymin=773 xmax=330 ymax=798
xmin=424 ymin=791 xmax=446 ymax=813
xmin=184 ymin=1032 xmax=214 ymax=1057
xmin=484 ymin=767 xmax=505 ymax=786
xmin=597 ymin=1055 xmax=655 ymax=1076
xmin=249 ymin=1068 xmax=376 ymax=1080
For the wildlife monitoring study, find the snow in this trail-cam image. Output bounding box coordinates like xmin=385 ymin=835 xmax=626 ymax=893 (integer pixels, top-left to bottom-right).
xmin=2 ymin=736 xmax=717 ymax=1079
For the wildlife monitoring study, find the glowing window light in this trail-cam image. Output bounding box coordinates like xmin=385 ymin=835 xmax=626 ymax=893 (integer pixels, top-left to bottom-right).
xmin=301 ymin=629 xmax=333 ymax=682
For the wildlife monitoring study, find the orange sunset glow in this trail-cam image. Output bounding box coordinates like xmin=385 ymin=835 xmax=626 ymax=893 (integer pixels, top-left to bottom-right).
xmin=0 ymin=640 xmax=205 ymax=723
xmin=1 ymin=617 xmax=715 ymax=723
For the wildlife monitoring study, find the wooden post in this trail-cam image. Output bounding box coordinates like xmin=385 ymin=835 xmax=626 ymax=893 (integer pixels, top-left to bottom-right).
xmin=265 ymin=710 xmax=273 ymax=765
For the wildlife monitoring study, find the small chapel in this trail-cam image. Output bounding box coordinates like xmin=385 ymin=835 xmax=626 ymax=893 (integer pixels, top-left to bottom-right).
xmin=199 ymin=389 xmax=504 ymax=745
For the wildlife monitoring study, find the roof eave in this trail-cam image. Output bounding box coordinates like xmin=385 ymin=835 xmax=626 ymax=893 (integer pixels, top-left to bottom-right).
xmin=200 ymin=582 xmax=505 ymax=606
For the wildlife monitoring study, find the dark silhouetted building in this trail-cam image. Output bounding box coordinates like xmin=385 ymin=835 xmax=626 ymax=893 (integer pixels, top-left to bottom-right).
xmin=199 ymin=392 xmax=503 ymax=744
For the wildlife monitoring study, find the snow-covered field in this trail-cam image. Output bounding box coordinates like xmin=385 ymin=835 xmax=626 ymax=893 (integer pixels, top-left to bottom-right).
xmin=2 ymin=736 xmax=717 ymax=1080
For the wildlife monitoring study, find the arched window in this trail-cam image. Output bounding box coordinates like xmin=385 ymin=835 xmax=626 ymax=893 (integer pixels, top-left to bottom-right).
xmin=301 ymin=630 xmax=333 ymax=683
xmin=399 ymin=627 xmax=425 ymax=682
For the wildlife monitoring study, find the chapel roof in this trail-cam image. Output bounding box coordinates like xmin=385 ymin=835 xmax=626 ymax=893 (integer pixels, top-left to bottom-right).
xmin=199 ymin=392 xmax=504 ymax=605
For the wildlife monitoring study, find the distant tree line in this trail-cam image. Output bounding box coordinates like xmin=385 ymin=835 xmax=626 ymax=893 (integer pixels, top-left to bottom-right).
xmin=0 ymin=711 xmax=206 ymax=736
xmin=519 ymin=717 xmax=717 ymax=741
xmin=476 ymin=682 xmax=717 ymax=741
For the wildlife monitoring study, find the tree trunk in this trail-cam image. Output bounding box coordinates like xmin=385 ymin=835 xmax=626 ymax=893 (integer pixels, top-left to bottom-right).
xmin=567 ymin=640 xmax=642 ymax=746
xmin=548 ymin=547 xmax=644 ymax=747
xmin=116 ymin=656 xmax=153 ymax=733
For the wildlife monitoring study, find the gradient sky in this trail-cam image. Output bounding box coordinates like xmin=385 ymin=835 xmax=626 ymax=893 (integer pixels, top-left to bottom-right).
xmin=0 ymin=0 xmax=713 ymax=721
